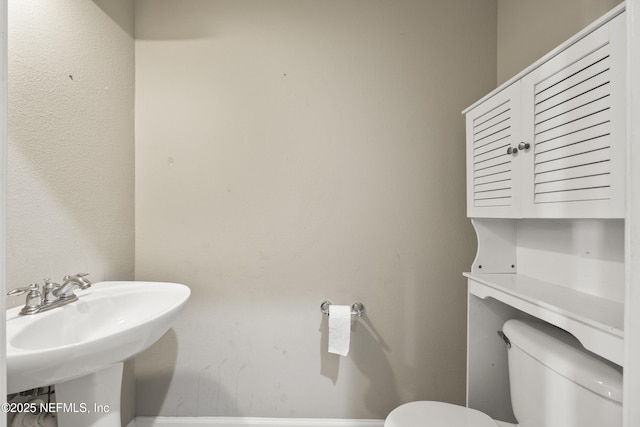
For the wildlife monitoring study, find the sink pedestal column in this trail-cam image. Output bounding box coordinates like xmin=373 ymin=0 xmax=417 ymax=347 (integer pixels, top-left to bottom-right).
xmin=55 ymin=363 xmax=123 ymax=427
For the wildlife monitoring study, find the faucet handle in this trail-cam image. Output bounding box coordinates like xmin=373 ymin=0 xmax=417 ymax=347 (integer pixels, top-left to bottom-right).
xmin=8 ymin=284 xmax=42 ymax=315
xmin=7 ymin=283 xmax=40 ymax=296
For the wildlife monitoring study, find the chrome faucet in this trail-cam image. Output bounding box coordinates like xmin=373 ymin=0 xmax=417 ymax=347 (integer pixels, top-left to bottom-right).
xmin=7 ymin=273 xmax=91 ymax=315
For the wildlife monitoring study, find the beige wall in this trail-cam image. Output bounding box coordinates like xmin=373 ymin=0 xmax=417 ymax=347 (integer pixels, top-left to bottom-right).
xmin=134 ymin=0 xmax=495 ymax=419
xmin=497 ymin=0 xmax=623 ymax=84
xmin=7 ymin=0 xmax=135 ymax=290
xmin=7 ymin=0 xmax=135 ymax=422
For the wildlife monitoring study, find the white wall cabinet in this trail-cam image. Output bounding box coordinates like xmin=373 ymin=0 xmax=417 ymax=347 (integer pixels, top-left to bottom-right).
xmin=463 ymin=4 xmax=629 ymax=425
xmin=466 ymin=11 xmax=626 ymax=219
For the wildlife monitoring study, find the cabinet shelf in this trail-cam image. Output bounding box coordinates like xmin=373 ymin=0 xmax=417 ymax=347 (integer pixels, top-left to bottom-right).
xmin=464 ymin=272 xmax=624 ymax=365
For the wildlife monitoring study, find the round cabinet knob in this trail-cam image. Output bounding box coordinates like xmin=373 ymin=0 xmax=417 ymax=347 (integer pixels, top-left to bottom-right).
xmin=518 ymin=142 xmax=531 ymax=150
xmin=507 ymin=147 xmax=518 ymax=155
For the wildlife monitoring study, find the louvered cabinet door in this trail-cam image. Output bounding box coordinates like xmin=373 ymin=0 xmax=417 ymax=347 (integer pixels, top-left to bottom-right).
xmin=466 ymin=83 xmax=522 ymax=218
xmin=520 ymin=13 xmax=626 ymax=218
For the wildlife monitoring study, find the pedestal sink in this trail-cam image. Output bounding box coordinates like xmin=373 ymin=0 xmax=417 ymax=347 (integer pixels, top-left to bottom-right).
xmin=6 ymin=281 xmax=190 ymax=427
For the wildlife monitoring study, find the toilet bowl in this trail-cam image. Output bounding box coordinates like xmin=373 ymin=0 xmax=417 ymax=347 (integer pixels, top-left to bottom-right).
xmin=384 ymin=319 xmax=623 ymax=427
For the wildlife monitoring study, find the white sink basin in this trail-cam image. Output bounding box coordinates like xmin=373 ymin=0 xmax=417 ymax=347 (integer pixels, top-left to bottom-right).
xmin=6 ymin=281 xmax=190 ymax=394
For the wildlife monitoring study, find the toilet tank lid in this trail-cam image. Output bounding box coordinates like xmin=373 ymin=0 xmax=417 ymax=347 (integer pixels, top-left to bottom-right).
xmin=503 ymin=319 xmax=622 ymax=403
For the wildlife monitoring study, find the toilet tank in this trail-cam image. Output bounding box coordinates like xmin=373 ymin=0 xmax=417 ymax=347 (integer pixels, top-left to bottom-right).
xmin=502 ymin=319 xmax=622 ymax=427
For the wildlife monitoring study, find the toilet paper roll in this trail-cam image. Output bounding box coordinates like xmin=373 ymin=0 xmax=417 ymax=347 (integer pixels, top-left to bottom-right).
xmin=328 ymin=304 xmax=351 ymax=356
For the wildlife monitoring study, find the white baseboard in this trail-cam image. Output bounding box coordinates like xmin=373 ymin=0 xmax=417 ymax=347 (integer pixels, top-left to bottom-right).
xmin=126 ymin=417 xmax=385 ymax=427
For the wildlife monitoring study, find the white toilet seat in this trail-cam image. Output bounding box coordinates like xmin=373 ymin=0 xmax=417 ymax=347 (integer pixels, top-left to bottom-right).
xmin=385 ymin=401 xmax=497 ymax=427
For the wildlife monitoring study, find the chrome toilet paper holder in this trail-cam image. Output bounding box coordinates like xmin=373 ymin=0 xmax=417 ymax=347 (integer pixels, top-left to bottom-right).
xmin=320 ymin=300 xmax=365 ymax=317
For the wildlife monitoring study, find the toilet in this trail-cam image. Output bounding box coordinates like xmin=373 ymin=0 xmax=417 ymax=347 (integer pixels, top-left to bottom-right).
xmin=385 ymin=319 xmax=623 ymax=427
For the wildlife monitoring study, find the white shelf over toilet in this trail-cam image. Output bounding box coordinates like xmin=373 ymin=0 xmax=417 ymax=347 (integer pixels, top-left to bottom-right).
xmin=464 ymin=272 xmax=624 ymax=365
xmin=462 ymin=4 xmax=628 ymax=423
